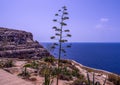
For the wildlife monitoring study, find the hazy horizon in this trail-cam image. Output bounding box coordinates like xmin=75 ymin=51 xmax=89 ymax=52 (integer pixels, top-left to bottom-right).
xmin=0 ymin=0 xmax=120 ymax=42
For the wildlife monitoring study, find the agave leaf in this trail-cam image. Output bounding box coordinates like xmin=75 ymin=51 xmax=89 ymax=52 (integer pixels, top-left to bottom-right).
xmin=103 ymin=78 xmax=107 ymax=85
xmin=60 ymin=22 xmax=67 ymax=26
xmin=67 ymin=34 xmax=72 ymax=37
xmin=62 ymin=6 xmax=66 ymax=9
xmin=53 ymin=43 xmax=58 ymax=46
xmin=95 ymin=82 xmax=101 ymax=85
xmin=52 ymin=26 xmax=57 ymax=29
xmin=87 ymin=72 xmax=91 ymax=85
xmin=50 ymin=36 xmax=55 ymax=39
xmin=64 ymin=29 xmax=70 ymax=32
xmin=58 ymin=10 xmax=61 ymax=12
xmin=53 ymin=19 xmax=57 ymax=22
xmin=63 ymin=17 xmax=69 ymax=20
xmin=59 ymin=39 xmax=68 ymax=42
xmin=55 ymin=28 xmax=61 ymax=31
xmin=63 ymin=12 xmax=68 ymax=15
xmin=55 ymin=14 xmax=58 ymax=16
xmin=55 ymin=33 xmax=60 ymax=36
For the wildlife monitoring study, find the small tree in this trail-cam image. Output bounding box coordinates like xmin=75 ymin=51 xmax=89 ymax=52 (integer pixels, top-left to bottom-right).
xmin=50 ymin=6 xmax=71 ymax=85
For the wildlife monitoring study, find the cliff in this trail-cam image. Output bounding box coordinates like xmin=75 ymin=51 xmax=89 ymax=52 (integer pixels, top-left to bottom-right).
xmin=0 ymin=27 xmax=50 ymax=58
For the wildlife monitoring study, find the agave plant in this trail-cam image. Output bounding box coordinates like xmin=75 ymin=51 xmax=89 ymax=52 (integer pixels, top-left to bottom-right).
xmin=87 ymin=72 xmax=106 ymax=85
xmin=43 ymin=65 xmax=53 ymax=85
xmin=18 ymin=64 xmax=30 ymax=78
xmin=51 ymin=6 xmax=71 ymax=85
xmin=44 ymin=71 xmax=51 ymax=85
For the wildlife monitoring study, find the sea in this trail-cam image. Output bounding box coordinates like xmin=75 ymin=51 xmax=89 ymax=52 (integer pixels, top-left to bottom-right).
xmin=41 ymin=43 xmax=120 ymax=74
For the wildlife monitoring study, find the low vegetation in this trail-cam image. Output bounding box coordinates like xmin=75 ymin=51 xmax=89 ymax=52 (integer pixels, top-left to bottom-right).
xmin=108 ymin=74 xmax=120 ymax=85
xmin=0 ymin=59 xmax=14 ymax=68
xmin=1 ymin=58 xmax=120 ymax=85
xmin=18 ymin=66 xmax=30 ymax=79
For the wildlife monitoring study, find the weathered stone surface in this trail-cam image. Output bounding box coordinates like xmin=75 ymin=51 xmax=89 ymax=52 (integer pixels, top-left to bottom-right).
xmin=0 ymin=27 xmax=50 ymax=58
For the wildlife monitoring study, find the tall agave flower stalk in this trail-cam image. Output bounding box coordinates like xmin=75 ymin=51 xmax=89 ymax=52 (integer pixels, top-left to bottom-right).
xmin=50 ymin=6 xmax=71 ymax=85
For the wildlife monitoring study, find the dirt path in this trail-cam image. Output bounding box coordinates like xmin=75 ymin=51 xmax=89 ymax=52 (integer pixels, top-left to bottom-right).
xmin=0 ymin=69 xmax=34 ymax=85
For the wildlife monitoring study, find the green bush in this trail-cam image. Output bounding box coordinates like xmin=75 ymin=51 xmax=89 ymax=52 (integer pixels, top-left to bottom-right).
xmin=49 ymin=67 xmax=73 ymax=81
xmin=71 ymin=70 xmax=85 ymax=81
xmin=39 ymin=65 xmax=47 ymax=76
xmin=51 ymin=67 xmax=58 ymax=76
xmin=18 ymin=67 xmax=30 ymax=78
xmin=44 ymin=57 xmax=55 ymax=63
xmin=58 ymin=67 xmax=73 ymax=81
xmin=24 ymin=63 xmax=31 ymax=67
xmin=5 ymin=60 xmax=13 ymax=67
xmin=24 ymin=60 xmax=39 ymax=69
xmin=59 ymin=74 xmax=72 ymax=81
xmin=31 ymin=61 xmax=39 ymax=69
xmin=62 ymin=67 xmax=71 ymax=75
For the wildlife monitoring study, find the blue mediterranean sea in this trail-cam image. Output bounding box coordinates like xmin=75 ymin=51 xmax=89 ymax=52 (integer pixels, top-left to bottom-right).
xmin=41 ymin=43 xmax=120 ymax=74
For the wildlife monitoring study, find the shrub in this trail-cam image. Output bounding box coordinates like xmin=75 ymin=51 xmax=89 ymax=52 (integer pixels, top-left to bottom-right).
xmin=31 ymin=60 xmax=39 ymax=69
xmin=44 ymin=57 xmax=55 ymax=63
xmin=59 ymin=74 xmax=72 ymax=81
xmin=24 ymin=63 xmax=31 ymax=67
xmin=24 ymin=60 xmax=39 ymax=69
xmin=5 ymin=60 xmax=13 ymax=67
xmin=44 ymin=71 xmax=51 ymax=85
xmin=58 ymin=67 xmax=73 ymax=81
xmin=0 ymin=60 xmax=14 ymax=68
xmin=50 ymin=66 xmax=73 ymax=81
xmin=39 ymin=65 xmax=47 ymax=76
xmin=69 ymin=65 xmax=79 ymax=72
xmin=108 ymin=74 xmax=120 ymax=85
xmin=51 ymin=67 xmax=58 ymax=76
xmin=62 ymin=67 xmax=71 ymax=75
xmin=72 ymin=70 xmax=81 ymax=78
xmin=18 ymin=67 xmax=30 ymax=79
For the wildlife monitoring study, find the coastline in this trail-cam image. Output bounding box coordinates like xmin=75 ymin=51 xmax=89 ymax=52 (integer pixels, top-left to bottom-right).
xmin=69 ymin=59 xmax=119 ymax=76
xmin=0 ymin=58 xmax=118 ymax=85
xmin=42 ymin=42 xmax=120 ymax=75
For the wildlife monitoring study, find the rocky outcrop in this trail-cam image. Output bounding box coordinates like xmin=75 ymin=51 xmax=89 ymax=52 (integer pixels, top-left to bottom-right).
xmin=0 ymin=27 xmax=50 ymax=59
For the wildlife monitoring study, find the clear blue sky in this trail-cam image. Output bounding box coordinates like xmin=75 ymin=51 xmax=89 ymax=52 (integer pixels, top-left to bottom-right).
xmin=0 ymin=0 xmax=120 ymax=42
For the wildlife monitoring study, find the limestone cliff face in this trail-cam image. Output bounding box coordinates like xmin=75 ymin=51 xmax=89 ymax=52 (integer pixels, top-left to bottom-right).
xmin=0 ymin=27 xmax=50 ymax=58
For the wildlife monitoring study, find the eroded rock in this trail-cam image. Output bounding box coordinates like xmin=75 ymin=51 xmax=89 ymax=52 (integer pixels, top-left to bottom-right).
xmin=0 ymin=27 xmax=50 ymax=59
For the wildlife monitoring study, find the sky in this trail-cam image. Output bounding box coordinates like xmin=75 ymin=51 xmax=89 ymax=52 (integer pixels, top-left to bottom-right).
xmin=0 ymin=0 xmax=120 ymax=42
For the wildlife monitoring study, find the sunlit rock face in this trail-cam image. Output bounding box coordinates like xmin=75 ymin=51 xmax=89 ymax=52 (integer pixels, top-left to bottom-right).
xmin=0 ymin=27 xmax=50 ymax=59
